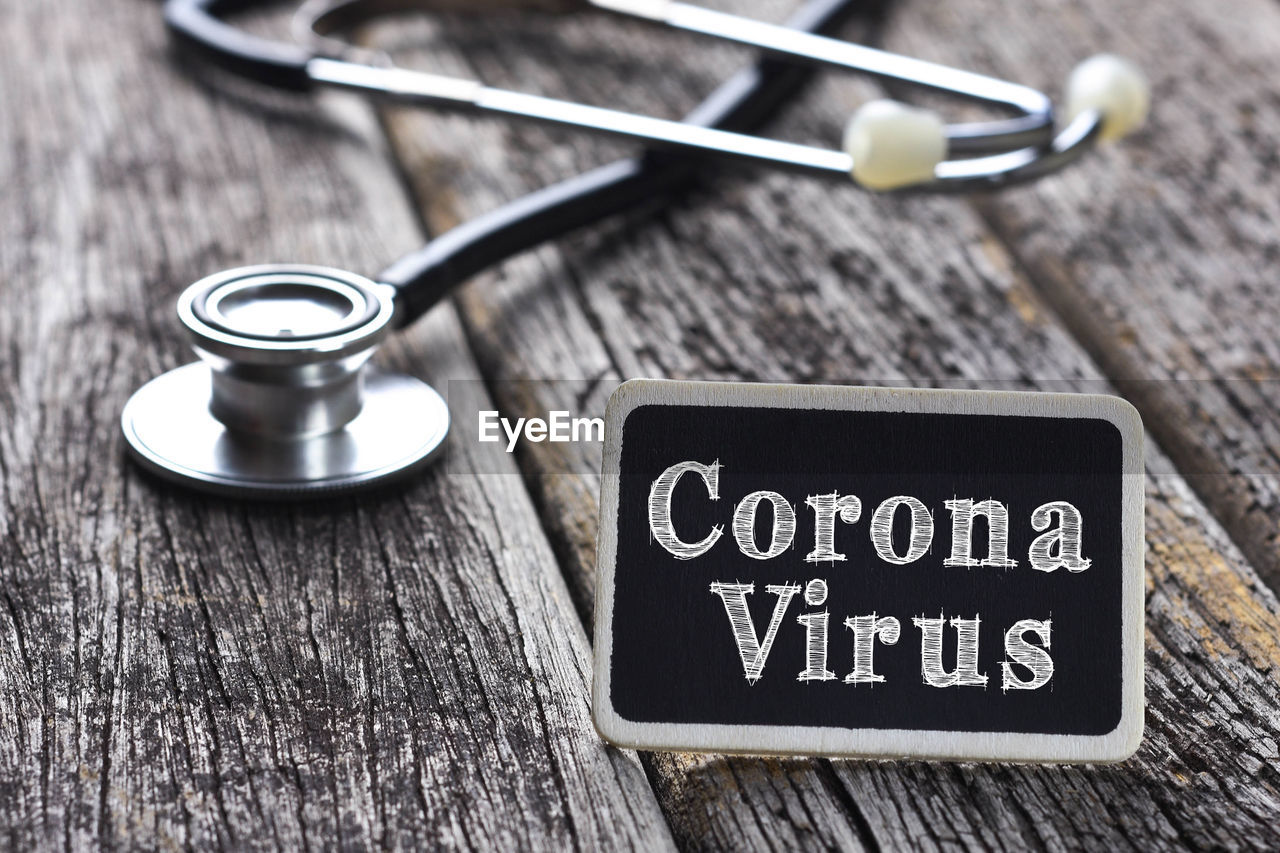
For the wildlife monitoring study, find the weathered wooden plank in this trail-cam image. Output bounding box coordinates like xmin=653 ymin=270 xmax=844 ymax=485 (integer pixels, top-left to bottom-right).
xmin=373 ymin=1 xmax=1280 ymax=848
xmin=370 ymin=6 xmax=899 ymax=850
xmin=0 ymin=1 xmax=673 ymax=849
xmin=833 ymin=461 xmax=1280 ymax=850
xmin=879 ymin=0 xmax=1280 ymax=592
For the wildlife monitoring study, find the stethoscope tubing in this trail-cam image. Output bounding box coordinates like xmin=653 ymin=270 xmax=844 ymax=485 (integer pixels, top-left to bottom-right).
xmin=165 ymin=0 xmax=315 ymax=90
xmin=163 ymin=0 xmax=1106 ymax=327
xmin=307 ymin=57 xmax=853 ymax=177
xmin=166 ymin=0 xmax=1104 ymax=194
xmin=298 ymin=0 xmax=1054 ymax=154
xmin=134 ymin=0 xmax=1132 ymax=499
xmin=164 ymin=0 xmax=872 ymax=327
xmin=378 ymin=0 xmax=868 ymax=325
xmin=605 ymin=0 xmax=1053 ymax=153
xmin=306 ymin=56 xmax=1101 ymax=188
xmin=125 ymin=0 xmax=867 ymax=497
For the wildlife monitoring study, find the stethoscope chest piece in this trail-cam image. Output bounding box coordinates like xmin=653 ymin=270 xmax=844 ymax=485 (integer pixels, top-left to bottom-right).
xmin=122 ymin=265 xmax=449 ymax=499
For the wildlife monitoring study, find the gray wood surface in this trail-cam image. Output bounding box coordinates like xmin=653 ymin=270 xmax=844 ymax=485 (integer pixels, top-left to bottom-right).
xmin=884 ymin=0 xmax=1280 ymax=591
xmin=3 ymin=0 xmax=1280 ymax=849
xmin=373 ymin=1 xmax=1280 ymax=849
xmin=0 ymin=2 xmax=671 ymax=849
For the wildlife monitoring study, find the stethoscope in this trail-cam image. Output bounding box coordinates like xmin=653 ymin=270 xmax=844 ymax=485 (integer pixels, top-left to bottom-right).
xmin=122 ymin=0 xmax=1149 ymax=498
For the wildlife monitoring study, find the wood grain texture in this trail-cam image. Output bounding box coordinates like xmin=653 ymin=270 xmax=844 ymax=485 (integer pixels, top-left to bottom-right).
xmin=0 ymin=1 xmax=673 ymax=849
xmin=371 ymin=1 xmax=1280 ymax=848
xmin=880 ymin=0 xmax=1280 ymax=592
xmin=7 ymin=0 xmax=1280 ymax=848
xmin=372 ymin=6 xmax=904 ymax=849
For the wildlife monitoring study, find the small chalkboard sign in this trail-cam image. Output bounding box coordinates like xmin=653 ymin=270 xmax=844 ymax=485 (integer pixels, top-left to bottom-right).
xmin=592 ymin=380 xmax=1144 ymax=763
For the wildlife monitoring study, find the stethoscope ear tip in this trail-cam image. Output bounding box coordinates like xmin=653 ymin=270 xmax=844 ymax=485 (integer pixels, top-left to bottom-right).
xmin=122 ymin=265 xmax=450 ymax=499
xmin=1065 ymin=54 xmax=1150 ymax=142
xmin=844 ymin=99 xmax=946 ymax=191
xmin=841 ymin=52 xmax=1149 ymax=192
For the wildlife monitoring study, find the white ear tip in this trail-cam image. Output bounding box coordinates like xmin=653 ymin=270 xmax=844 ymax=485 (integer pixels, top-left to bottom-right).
xmin=1065 ymin=54 xmax=1149 ymax=141
xmin=843 ymin=100 xmax=946 ymax=190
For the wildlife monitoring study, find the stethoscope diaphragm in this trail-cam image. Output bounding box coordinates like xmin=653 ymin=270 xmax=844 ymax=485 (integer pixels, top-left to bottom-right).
xmin=121 ymin=265 xmax=450 ymax=498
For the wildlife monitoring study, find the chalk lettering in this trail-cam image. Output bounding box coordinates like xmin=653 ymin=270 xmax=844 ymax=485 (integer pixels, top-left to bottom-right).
xmin=710 ymin=581 xmax=801 ymax=684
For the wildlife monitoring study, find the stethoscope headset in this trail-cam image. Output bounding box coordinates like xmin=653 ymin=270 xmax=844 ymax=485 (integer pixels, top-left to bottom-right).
xmin=123 ymin=0 xmax=1149 ymax=499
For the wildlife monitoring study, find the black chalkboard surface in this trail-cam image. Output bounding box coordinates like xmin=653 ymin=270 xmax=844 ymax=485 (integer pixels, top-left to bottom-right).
xmin=592 ymin=380 xmax=1145 ymax=763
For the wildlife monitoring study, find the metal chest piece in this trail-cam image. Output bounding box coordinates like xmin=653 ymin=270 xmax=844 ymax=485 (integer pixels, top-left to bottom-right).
xmin=122 ymin=265 xmax=449 ymax=498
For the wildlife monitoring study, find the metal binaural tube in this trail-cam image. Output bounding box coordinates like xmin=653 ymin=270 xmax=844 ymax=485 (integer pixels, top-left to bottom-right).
xmin=306 ymin=57 xmax=1108 ymax=191
xmin=174 ymin=0 xmax=1140 ymax=194
xmin=307 ymin=57 xmax=854 ymax=178
xmin=928 ymin=109 xmax=1103 ymax=191
xmin=296 ymin=0 xmax=1056 ymax=155
xmin=590 ymin=0 xmax=1055 ymax=154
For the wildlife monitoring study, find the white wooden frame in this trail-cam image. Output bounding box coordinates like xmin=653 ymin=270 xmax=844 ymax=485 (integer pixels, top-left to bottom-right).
xmin=592 ymin=379 xmax=1145 ymax=763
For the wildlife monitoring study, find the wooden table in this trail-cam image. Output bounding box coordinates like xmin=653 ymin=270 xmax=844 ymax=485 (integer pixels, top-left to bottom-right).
xmin=3 ymin=0 xmax=1279 ymax=848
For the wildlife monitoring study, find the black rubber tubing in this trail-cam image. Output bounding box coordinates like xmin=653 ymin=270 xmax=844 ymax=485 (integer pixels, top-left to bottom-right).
xmin=379 ymin=0 xmax=868 ymax=326
xmin=161 ymin=0 xmax=869 ymax=323
xmin=165 ymin=0 xmax=315 ymax=90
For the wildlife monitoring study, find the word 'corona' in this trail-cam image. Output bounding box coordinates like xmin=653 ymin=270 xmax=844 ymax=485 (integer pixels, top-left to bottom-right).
xmin=648 ymin=459 xmax=1091 ymax=572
